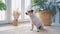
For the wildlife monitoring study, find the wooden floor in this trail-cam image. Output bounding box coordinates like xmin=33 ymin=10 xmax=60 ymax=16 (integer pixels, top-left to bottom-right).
xmin=0 ymin=23 xmax=60 ymax=34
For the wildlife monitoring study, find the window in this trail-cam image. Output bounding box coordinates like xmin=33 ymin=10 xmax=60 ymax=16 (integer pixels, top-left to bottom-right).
xmin=25 ymin=0 xmax=31 ymax=20
xmin=11 ymin=0 xmax=31 ymax=21
xmin=11 ymin=0 xmax=21 ymax=20
xmin=0 ymin=0 xmax=6 ymax=21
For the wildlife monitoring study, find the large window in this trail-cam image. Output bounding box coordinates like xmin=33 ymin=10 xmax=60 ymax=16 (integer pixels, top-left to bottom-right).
xmin=11 ymin=0 xmax=31 ymax=21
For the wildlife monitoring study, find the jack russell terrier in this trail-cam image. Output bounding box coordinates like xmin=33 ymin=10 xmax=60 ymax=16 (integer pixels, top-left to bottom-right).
xmin=26 ymin=9 xmax=44 ymax=32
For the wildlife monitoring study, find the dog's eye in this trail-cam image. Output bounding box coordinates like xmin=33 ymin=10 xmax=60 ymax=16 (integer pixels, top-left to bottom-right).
xmin=31 ymin=10 xmax=33 ymax=12
xmin=30 ymin=10 xmax=33 ymax=13
xmin=28 ymin=10 xmax=33 ymax=13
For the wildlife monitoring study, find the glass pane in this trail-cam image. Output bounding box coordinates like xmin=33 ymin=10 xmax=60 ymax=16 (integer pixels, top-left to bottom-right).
xmin=0 ymin=0 xmax=6 ymax=21
xmin=12 ymin=0 xmax=21 ymax=20
xmin=0 ymin=11 xmax=5 ymax=21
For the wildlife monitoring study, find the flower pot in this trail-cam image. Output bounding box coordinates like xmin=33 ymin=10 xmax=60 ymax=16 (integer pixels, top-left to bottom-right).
xmin=12 ymin=19 xmax=18 ymax=26
xmin=38 ymin=10 xmax=52 ymax=26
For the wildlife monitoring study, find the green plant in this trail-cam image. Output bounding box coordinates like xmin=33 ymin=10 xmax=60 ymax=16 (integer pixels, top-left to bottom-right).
xmin=31 ymin=0 xmax=60 ymax=16
xmin=0 ymin=0 xmax=7 ymax=11
xmin=47 ymin=2 xmax=56 ymax=16
xmin=31 ymin=0 xmax=48 ymax=10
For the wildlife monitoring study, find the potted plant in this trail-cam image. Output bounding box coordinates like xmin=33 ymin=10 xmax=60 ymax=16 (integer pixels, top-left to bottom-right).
xmin=31 ymin=0 xmax=57 ymax=26
xmin=0 ymin=0 xmax=7 ymax=10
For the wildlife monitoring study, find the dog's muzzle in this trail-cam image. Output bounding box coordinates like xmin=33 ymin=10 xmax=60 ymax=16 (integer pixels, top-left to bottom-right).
xmin=26 ymin=12 xmax=28 ymax=15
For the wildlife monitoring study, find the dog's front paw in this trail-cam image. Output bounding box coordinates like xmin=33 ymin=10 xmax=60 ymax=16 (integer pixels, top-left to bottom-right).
xmin=37 ymin=30 xmax=39 ymax=32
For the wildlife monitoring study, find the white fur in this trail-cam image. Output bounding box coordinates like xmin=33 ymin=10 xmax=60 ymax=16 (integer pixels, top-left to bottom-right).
xmin=27 ymin=10 xmax=44 ymax=32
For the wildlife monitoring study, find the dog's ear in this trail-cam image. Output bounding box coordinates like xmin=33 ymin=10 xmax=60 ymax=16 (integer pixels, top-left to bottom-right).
xmin=31 ymin=10 xmax=33 ymax=13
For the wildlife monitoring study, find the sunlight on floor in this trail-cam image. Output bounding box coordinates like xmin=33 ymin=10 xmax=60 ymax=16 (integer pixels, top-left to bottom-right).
xmin=0 ymin=23 xmax=60 ymax=34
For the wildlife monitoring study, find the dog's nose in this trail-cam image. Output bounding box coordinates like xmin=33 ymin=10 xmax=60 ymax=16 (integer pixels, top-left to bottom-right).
xmin=26 ymin=13 xmax=27 ymax=14
xmin=25 ymin=13 xmax=28 ymax=15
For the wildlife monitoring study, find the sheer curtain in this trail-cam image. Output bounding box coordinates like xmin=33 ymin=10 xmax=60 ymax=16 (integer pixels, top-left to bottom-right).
xmin=11 ymin=0 xmax=21 ymax=20
xmin=11 ymin=0 xmax=31 ymax=22
xmin=25 ymin=0 xmax=31 ymax=20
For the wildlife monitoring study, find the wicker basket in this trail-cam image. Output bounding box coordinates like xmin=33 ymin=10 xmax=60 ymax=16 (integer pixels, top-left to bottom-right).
xmin=38 ymin=10 xmax=52 ymax=26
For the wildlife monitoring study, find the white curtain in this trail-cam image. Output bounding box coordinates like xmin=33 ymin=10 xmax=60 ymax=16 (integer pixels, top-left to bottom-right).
xmin=12 ymin=0 xmax=31 ymax=22
xmin=25 ymin=0 xmax=31 ymax=20
xmin=11 ymin=0 xmax=21 ymax=20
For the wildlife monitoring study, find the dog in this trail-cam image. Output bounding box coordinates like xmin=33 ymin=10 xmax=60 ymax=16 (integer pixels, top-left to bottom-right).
xmin=26 ymin=9 xmax=44 ymax=32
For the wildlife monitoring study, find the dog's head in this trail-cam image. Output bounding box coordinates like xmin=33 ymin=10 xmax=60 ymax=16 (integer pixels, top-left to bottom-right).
xmin=26 ymin=9 xmax=34 ymax=15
